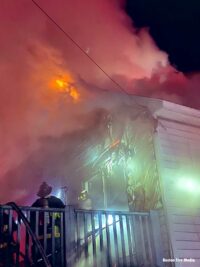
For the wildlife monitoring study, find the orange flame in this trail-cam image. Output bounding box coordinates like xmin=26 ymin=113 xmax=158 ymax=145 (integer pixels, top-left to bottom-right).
xmin=55 ymin=79 xmax=66 ymax=88
xmin=50 ymin=73 xmax=80 ymax=102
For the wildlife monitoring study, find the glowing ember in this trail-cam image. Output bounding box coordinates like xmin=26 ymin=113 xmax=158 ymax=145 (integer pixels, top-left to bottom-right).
xmin=110 ymin=139 xmax=120 ymax=149
xmin=51 ymin=73 xmax=80 ymax=102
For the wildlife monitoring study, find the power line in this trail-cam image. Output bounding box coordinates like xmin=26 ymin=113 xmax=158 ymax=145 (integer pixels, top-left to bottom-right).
xmin=31 ymin=0 xmax=130 ymax=96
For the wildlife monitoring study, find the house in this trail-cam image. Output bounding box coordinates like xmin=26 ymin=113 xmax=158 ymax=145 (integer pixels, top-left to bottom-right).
xmin=80 ymin=95 xmax=200 ymax=267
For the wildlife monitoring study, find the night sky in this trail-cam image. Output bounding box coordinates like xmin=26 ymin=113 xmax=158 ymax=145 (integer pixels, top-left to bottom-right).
xmin=1 ymin=0 xmax=200 ymax=204
xmin=126 ymin=0 xmax=200 ymax=73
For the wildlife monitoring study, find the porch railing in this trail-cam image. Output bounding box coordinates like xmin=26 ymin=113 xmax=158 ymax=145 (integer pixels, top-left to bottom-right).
xmin=0 ymin=204 xmax=167 ymax=267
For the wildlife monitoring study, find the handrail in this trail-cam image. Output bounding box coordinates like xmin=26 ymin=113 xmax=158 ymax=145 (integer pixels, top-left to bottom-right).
xmin=2 ymin=205 xmax=65 ymax=212
xmin=75 ymin=208 xmax=149 ymax=215
xmin=5 ymin=202 xmax=52 ymax=267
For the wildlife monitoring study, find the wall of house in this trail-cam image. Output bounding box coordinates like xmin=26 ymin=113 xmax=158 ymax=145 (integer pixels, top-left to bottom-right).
xmin=154 ymin=103 xmax=200 ymax=267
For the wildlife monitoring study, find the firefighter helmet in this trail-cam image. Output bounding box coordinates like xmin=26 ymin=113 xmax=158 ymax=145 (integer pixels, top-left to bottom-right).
xmin=37 ymin=182 xmax=52 ymax=198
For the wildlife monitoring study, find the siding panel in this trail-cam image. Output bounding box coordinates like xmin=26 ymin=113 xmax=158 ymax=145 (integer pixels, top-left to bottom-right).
xmin=156 ymin=117 xmax=200 ymax=266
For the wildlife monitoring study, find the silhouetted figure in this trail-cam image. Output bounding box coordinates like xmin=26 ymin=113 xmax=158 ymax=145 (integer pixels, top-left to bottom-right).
xmin=0 ymin=211 xmax=17 ymax=267
xmin=133 ymin=184 xmax=145 ymax=211
xmin=127 ymin=179 xmax=146 ymax=212
xmin=31 ymin=182 xmax=65 ymax=267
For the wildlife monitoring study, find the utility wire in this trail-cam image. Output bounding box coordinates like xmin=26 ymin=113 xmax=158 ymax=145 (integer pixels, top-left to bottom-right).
xmin=31 ymin=0 xmax=131 ymax=97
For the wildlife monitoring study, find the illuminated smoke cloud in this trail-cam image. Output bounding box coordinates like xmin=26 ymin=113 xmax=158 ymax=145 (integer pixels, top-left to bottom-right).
xmin=0 ymin=0 xmax=199 ymax=204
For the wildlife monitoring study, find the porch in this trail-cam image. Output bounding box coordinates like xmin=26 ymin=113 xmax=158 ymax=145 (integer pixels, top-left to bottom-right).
xmin=0 ymin=203 xmax=171 ymax=267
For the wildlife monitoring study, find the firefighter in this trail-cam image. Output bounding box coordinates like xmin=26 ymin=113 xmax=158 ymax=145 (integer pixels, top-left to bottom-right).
xmin=0 ymin=211 xmax=17 ymax=267
xmin=127 ymin=177 xmax=146 ymax=212
xmin=132 ymin=183 xmax=146 ymax=211
xmin=78 ymin=190 xmax=92 ymax=210
xmin=31 ymin=182 xmax=65 ymax=267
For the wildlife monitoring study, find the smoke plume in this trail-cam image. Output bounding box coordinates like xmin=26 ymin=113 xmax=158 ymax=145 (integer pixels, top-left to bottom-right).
xmin=0 ymin=0 xmax=199 ymax=204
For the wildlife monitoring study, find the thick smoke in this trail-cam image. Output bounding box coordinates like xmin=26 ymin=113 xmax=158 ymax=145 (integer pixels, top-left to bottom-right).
xmin=0 ymin=0 xmax=199 ymax=204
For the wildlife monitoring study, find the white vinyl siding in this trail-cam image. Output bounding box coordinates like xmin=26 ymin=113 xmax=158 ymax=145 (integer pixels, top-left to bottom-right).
xmin=155 ymin=117 xmax=200 ymax=267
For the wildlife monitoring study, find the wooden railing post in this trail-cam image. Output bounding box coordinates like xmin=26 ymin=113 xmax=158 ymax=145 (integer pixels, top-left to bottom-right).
xmin=150 ymin=210 xmax=165 ymax=267
xmin=64 ymin=205 xmax=75 ymax=267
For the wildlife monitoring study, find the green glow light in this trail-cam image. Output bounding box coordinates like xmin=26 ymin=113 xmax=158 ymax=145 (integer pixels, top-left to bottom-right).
xmin=177 ymin=177 xmax=200 ymax=193
xmin=126 ymin=159 xmax=136 ymax=172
